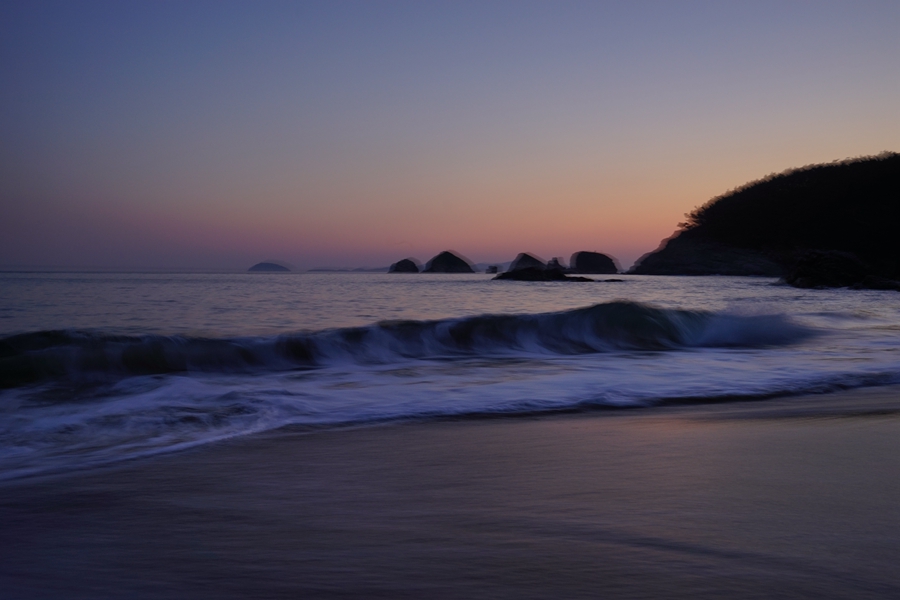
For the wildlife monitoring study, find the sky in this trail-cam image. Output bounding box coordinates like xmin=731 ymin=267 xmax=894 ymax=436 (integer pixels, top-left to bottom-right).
xmin=1 ymin=1 xmax=898 ymax=271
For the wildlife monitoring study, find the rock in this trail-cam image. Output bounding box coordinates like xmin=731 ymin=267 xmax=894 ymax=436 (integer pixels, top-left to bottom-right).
xmin=547 ymin=257 xmax=565 ymax=271
xmin=422 ymin=251 xmax=475 ymax=273
xmin=783 ymin=251 xmax=900 ymax=290
xmin=388 ymin=258 xmax=420 ymax=273
xmin=485 ymin=265 xmax=499 ymax=274
xmin=248 ymin=262 xmax=290 ymax=272
xmin=629 ymin=233 xmax=783 ymax=276
xmin=569 ymin=251 xmax=619 ymax=274
xmin=494 ymin=267 xmax=593 ymax=282
xmin=508 ymin=253 xmax=547 ymax=272
xmin=859 ymin=278 xmax=900 ymax=291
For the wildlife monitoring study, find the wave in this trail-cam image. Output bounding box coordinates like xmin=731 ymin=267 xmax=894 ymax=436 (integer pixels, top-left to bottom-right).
xmin=0 ymin=301 xmax=815 ymax=389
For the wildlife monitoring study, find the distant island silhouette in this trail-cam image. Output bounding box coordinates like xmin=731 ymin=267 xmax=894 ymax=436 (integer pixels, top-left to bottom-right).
xmin=388 ymin=258 xmax=421 ymax=273
xmin=630 ymin=152 xmax=900 ymax=288
xmin=422 ymin=251 xmax=475 ymax=273
xmin=569 ymin=251 xmax=619 ymax=274
xmin=249 ymin=262 xmax=290 ymax=272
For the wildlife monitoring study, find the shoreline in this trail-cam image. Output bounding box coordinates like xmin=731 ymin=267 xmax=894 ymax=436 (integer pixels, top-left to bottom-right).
xmin=3 ymin=386 xmax=900 ymax=598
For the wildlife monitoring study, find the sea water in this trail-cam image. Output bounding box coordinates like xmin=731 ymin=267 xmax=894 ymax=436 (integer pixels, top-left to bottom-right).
xmin=3 ymin=271 xmax=900 ymax=480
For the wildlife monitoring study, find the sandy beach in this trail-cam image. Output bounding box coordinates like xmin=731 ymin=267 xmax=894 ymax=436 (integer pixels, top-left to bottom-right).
xmin=3 ymin=387 xmax=900 ymax=599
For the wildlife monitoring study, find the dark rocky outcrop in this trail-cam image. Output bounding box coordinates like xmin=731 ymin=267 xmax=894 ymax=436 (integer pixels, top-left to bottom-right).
xmin=631 ymin=234 xmax=783 ymax=276
xmin=508 ymin=253 xmax=547 ymax=272
xmin=422 ymin=251 xmax=475 ymax=273
xmin=569 ymin=251 xmax=619 ymax=274
xmin=388 ymin=258 xmax=420 ymax=273
xmin=783 ymin=250 xmax=900 ymax=290
xmin=630 ymin=153 xmax=900 ymax=279
xmin=248 ymin=262 xmax=290 ymax=272
xmin=494 ymin=267 xmax=593 ymax=282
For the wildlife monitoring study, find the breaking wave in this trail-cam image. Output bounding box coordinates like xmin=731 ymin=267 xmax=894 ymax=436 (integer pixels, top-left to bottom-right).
xmin=4 ymin=300 xmax=899 ymax=482
xmin=1 ymin=302 xmax=813 ymax=389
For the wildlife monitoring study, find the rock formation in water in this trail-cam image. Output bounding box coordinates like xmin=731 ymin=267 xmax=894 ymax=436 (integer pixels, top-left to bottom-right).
xmin=248 ymin=262 xmax=290 ymax=272
xmin=782 ymin=250 xmax=900 ymax=290
xmin=494 ymin=267 xmax=593 ymax=282
xmin=388 ymin=258 xmax=421 ymax=273
xmin=422 ymin=251 xmax=475 ymax=273
xmin=569 ymin=251 xmax=619 ymax=274
xmin=629 ymin=153 xmax=900 ymax=287
xmin=507 ymin=253 xmax=547 ymax=272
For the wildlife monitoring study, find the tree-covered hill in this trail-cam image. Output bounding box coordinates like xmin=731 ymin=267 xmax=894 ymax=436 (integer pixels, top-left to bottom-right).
xmin=632 ymin=153 xmax=900 ymax=278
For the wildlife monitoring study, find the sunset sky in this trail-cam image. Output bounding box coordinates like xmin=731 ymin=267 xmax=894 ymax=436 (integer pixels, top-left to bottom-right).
xmin=2 ymin=1 xmax=898 ymax=270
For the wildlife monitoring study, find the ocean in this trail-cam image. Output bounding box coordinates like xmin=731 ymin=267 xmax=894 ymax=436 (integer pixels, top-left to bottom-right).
xmin=3 ymin=271 xmax=900 ymax=481
xmin=5 ymin=271 xmax=900 ymax=598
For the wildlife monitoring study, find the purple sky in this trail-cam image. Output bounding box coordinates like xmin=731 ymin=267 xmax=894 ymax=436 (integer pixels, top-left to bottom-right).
xmin=2 ymin=0 xmax=898 ymax=270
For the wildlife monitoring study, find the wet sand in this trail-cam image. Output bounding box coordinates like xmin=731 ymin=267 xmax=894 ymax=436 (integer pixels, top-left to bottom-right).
xmin=3 ymin=387 xmax=900 ymax=599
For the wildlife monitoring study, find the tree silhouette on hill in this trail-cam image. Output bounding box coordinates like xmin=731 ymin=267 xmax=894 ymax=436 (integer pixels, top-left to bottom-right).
xmin=676 ymin=152 xmax=900 ymax=276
